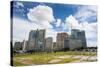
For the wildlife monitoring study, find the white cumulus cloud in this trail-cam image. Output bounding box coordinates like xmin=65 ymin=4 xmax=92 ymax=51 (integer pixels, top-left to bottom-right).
xmin=27 ymin=5 xmax=55 ymax=29
xmin=16 ymin=2 xmax=24 ymax=7
xmin=65 ymin=15 xmax=80 ymax=29
xmin=14 ymin=2 xmax=24 ymax=8
xmin=56 ymin=19 xmax=61 ymax=27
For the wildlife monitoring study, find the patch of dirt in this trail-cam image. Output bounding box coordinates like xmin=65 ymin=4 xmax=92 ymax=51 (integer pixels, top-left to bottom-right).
xmin=57 ymin=55 xmax=72 ymax=59
xmin=87 ymin=56 xmax=97 ymax=61
xmin=48 ymin=59 xmax=62 ymax=63
xmin=19 ymin=58 xmax=33 ymax=65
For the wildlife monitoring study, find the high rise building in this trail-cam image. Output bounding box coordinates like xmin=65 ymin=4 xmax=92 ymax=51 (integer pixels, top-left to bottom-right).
xmin=64 ymin=37 xmax=70 ymax=50
xmin=71 ymin=29 xmax=87 ymax=48
xmin=77 ymin=30 xmax=87 ymax=48
xmin=71 ymin=29 xmax=80 ymax=38
xmin=28 ymin=30 xmax=37 ymax=51
xmin=64 ymin=29 xmax=87 ymax=51
xmin=35 ymin=29 xmax=45 ymax=51
xmin=56 ymin=33 xmax=69 ymax=51
xmin=28 ymin=29 xmax=45 ymax=52
xmin=45 ymin=37 xmax=53 ymax=52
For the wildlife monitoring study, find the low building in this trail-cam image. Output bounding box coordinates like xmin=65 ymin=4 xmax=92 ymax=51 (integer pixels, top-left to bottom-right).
xmin=13 ymin=41 xmax=22 ymax=51
xmin=22 ymin=40 xmax=28 ymax=51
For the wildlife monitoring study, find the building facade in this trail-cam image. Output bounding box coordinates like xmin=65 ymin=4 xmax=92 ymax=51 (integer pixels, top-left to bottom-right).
xmin=71 ymin=29 xmax=87 ymax=48
xmin=56 ymin=33 xmax=69 ymax=51
xmin=53 ymin=42 xmax=57 ymax=51
xmin=64 ymin=29 xmax=87 ymax=51
xmin=35 ymin=29 xmax=45 ymax=52
xmin=28 ymin=30 xmax=37 ymax=51
xmin=64 ymin=38 xmax=82 ymax=50
xmin=45 ymin=37 xmax=53 ymax=52
xmin=28 ymin=29 xmax=45 ymax=52
xmin=13 ymin=42 xmax=22 ymax=51
xmin=77 ymin=30 xmax=87 ymax=48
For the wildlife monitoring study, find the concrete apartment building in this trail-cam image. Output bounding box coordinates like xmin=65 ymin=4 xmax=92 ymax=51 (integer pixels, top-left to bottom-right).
xmin=64 ymin=29 xmax=87 ymax=50
xmin=78 ymin=30 xmax=87 ymax=48
xmin=45 ymin=37 xmax=53 ymax=52
xmin=13 ymin=41 xmax=23 ymax=51
xmin=28 ymin=29 xmax=45 ymax=52
xmin=27 ymin=30 xmax=37 ymax=51
xmin=13 ymin=40 xmax=28 ymax=52
xmin=71 ymin=29 xmax=87 ymax=48
xmin=56 ymin=33 xmax=69 ymax=51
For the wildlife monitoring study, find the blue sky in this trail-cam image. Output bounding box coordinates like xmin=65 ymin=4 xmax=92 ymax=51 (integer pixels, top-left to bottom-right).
xmin=11 ymin=1 xmax=78 ymax=20
xmin=11 ymin=1 xmax=97 ymax=47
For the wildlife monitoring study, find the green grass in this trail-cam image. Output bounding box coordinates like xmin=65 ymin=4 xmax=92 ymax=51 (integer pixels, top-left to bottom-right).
xmin=13 ymin=53 xmax=55 ymax=66
xmin=60 ymin=51 xmax=96 ymax=56
xmin=13 ymin=51 xmax=97 ymax=66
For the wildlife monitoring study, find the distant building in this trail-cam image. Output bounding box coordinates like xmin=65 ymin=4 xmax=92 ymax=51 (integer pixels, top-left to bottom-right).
xmin=83 ymin=47 xmax=97 ymax=52
xmin=56 ymin=33 xmax=69 ymax=51
xmin=13 ymin=29 xmax=87 ymax=53
xmin=64 ymin=38 xmax=82 ymax=50
xmin=28 ymin=29 xmax=45 ymax=52
xmin=71 ymin=29 xmax=87 ymax=48
xmin=64 ymin=29 xmax=87 ymax=51
xmin=77 ymin=30 xmax=87 ymax=48
xmin=53 ymin=42 xmax=57 ymax=51
xmin=22 ymin=40 xmax=28 ymax=51
xmin=64 ymin=38 xmax=69 ymax=50
xmin=35 ymin=29 xmax=45 ymax=52
xmin=13 ymin=42 xmax=22 ymax=51
xmin=45 ymin=37 xmax=53 ymax=52
xmin=28 ymin=30 xmax=37 ymax=51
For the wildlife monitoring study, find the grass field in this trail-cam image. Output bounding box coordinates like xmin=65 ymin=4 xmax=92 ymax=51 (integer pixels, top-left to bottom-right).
xmin=13 ymin=51 xmax=97 ymax=66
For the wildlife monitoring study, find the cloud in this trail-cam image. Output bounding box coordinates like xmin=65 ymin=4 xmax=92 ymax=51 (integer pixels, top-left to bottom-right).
xmin=16 ymin=2 xmax=24 ymax=7
xmin=74 ymin=5 xmax=97 ymax=22
xmin=56 ymin=19 xmax=61 ymax=27
xmin=82 ymin=22 xmax=97 ymax=47
xmin=65 ymin=15 xmax=80 ymax=29
xmin=14 ymin=2 xmax=24 ymax=8
xmin=65 ymin=15 xmax=97 ymax=47
xmin=13 ymin=17 xmax=44 ymax=43
xmin=27 ymin=5 xmax=55 ymax=29
xmin=13 ymin=17 xmax=57 ymax=43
